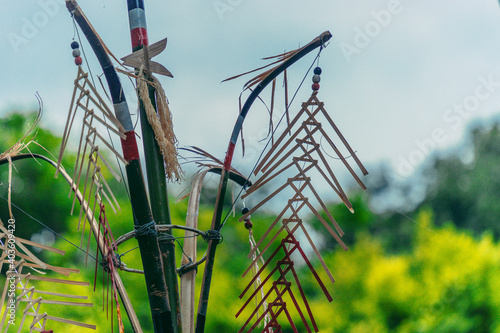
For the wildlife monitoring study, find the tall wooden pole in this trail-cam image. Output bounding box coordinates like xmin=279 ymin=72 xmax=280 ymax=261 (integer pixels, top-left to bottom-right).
xmin=66 ymin=1 xmax=173 ymax=332
xmin=126 ymin=1 xmax=182 ymax=332
xmin=195 ymin=31 xmax=332 ymax=333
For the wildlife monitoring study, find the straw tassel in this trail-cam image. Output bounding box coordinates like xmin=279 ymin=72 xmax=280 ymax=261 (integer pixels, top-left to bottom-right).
xmin=137 ymin=67 xmax=183 ymax=182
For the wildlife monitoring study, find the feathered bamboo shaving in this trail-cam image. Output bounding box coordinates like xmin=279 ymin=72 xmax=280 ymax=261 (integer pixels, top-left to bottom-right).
xmin=0 ymin=100 xmax=43 ymax=221
xmin=180 ymin=146 xmax=246 ymax=177
xmin=223 ymin=50 xmax=298 ymax=154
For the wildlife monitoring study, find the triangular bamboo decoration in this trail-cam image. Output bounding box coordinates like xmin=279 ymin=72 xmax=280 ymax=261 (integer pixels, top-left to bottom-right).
xmin=237 ymin=234 xmax=328 ymax=333
xmin=50 ymin=66 xmax=133 ymax=331
xmin=56 ymin=66 xmax=126 ymax=262
xmin=253 ymin=92 xmax=367 ymax=191
xmin=61 ymin=160 xmax=142 ymax=332
xmin=238 ymin=90 xmax=368 ymax=331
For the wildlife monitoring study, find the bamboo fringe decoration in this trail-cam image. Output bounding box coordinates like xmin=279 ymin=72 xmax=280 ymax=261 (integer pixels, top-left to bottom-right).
xmin=138 ymin=67 xmax=183 ymax=182
xmin=249 ymin=230 xmax=271 ymax=330
xmin=0 ymin=220 xmax=96 ymax=332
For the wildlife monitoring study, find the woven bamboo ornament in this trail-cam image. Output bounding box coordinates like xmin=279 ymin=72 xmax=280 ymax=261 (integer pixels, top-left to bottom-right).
xmin=0 ymin=220 xmax=95 ymax=332
xmin=56 ymin=66 xmax=126 ymax=258
xmin=237 ymin=69 xmax=368 ymax=331
xmin=54 ymin=62 xmax=136 ymax=331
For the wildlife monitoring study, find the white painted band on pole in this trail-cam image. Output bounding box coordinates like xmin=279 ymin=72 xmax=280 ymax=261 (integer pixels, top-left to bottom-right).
xmin=114 ymin=101 xmax=134 ymax=132
xmin=128 ymin=8 xmax=147 ymax=31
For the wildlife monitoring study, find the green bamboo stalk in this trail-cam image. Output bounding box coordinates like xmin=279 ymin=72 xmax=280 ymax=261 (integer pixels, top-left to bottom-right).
xmin=138 ymin=81 xmax=182 ymax=332
xmin=195 ymin=169 xmax=229 ymax=333
xmin=125 ymin=0 xmax=181 ymax=329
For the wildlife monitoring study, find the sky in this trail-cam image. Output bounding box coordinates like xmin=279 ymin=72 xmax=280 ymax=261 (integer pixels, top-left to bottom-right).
xmin=2 ymin=0 xmax=500 ymax=192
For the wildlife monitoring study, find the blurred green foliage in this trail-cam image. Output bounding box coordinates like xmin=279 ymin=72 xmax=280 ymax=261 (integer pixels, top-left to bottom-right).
xmin=1 ymin=113 xmax=500 ymax=332
xmin=418 ymin=123 xmax=500 ymax=238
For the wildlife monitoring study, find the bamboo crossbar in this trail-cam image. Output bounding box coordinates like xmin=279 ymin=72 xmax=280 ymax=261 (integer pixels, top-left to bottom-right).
xmin=20 ymin=298 xmax=93 ymax=307
xmin=24 ymin=313 xmax=96 ymax=330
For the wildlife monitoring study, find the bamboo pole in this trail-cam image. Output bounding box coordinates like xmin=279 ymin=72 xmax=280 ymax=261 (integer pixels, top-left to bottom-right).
xmin=66 ymin=2 xmax=173 ymax=332
xmin=194 ymin=31 xmax=332 ymax=333
xmin=125 ymin=1 xmax=181 ymax=331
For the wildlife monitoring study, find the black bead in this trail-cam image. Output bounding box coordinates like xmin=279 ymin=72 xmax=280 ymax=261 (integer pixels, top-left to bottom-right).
xmin=241 ymin=207 xmax=249 ymax=215
xmin=314 ymin=67 xmax=322 ymax=75
xmin=71 ymin=41 xmax=79 ymax=49
xmin=244 ymin=220 xmax=253 ymax=230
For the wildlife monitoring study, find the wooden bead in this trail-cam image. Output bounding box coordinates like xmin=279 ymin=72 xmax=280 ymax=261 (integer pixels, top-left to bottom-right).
xmin=312 ymin=82 xmax=320 ymax=91
xmin=312 ymin=74 xmax=321 ymax=83
xmin=74 ymin=56 xmax=83 ymax=66
xmin=71 ymin=41 xmax=79 ymax=49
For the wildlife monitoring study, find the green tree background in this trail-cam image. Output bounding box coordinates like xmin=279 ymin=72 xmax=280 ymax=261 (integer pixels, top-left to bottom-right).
xmin=1 ymin=111 xmax=500 ymax=332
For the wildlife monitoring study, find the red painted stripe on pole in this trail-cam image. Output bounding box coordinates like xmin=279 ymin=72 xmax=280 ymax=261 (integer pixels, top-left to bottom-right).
xmin=130 ymin=27 xmax=149 ymax=48
xmin=122 ymin=131 xmax=140 ymax=161
xmin=224 ymin=142 xmax=236 ymax=170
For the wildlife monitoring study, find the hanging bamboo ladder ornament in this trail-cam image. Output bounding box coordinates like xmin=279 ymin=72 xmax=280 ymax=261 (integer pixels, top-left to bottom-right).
xmin=1 ymin=150 xmax=144 ymax=333
xmin=0 ymin=220 xmax=95 ymax=332
xmin=193 ymin=31 xmax=337 ymax=333
xmin=57 ymin=61 xmax=126 ymax=246
xmin=66 ymin=1 xmax=175 ymax=331
xmin=234 ymin=65 xmax=368 ymax=331
xmin=0 ymin=107 xmax=97 ymax=332
xmin=54 ymin=39 xmax=139 ymax=332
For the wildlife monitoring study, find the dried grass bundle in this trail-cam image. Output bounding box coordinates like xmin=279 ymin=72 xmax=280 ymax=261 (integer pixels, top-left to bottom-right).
xmin=137 ymin=67 xmax=183 ymax=182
